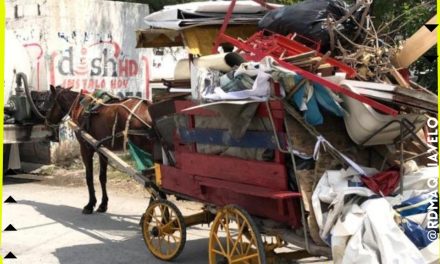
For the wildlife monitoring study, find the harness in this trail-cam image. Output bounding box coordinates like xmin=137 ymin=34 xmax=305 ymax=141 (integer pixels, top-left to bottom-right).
xmin=46 ymin=89 xmax=154 ymax=149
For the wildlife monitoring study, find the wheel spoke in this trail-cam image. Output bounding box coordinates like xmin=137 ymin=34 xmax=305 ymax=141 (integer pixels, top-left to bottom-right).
xmin=231 ymin=253 xmax=259 ymax=263
xmin=161 ymin=218 xmax=176 ymax=231
xmin=158 ymin=235 xmax=163 ymax=253
xmin=171 ymin=234 xmax=180 ymax=243
xmin=225 ymin=213 xmax=231 ymax=255
xmin=212 ymin=249 xmax=228 ymax=257
xmin=244 ymin=237 xmax=255 ymax=256
xmin=231 ymin=218 xmax=246 ymax=256
xmin=212 ymin=231 xmax=227 ymax=257
xmin=166 ymin=235 xmax=171 ymax=254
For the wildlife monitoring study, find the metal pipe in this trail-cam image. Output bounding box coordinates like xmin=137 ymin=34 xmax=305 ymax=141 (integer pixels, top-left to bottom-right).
xmin=16 ymin=72 xmax=46 ymax=120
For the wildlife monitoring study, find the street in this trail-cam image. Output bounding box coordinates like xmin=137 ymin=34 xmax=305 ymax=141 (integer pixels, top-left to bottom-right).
xmin=2 ymin=174 xmax=210 ymax=264
xmin=2 ymin=172 xmax=330 ymax=264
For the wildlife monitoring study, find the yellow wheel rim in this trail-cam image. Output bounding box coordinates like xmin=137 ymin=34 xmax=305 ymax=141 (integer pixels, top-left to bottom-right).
xmin=209 ymin=205 xmax=266 ymax=264
xmin=142 ymin=200 xmax=186 ymax=261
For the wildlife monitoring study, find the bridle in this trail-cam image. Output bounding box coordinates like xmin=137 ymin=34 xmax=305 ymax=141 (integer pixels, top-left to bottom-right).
xmin=45 ymin=88 xmax=82 ymax=129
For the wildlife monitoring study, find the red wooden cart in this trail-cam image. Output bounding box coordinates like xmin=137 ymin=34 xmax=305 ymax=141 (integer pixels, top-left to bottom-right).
xmin=141 ymin=97 xmax=332 ymax=263
xmin=140 ymin=1 xmax=387 ymax=262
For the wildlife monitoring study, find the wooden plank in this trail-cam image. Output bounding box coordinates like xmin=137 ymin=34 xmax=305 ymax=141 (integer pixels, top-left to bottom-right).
xmin=67 ymin=121 xmax=149 ymax=186
xmin=283 ymin=51 xmax=316 ymax=62
xmin=390 ymin=67 xmax=410 ymax=88
xmin=391 ymin=15 xmax=437 ymax=69
xmin=350 ymin=87 xmax=394 ymax=101
xmin=197 ymin=177 xmax=300 ymax=199
xmin=161 ymin=165 xmax=203 ymax=198
xmin=160 ymin=164 xmax=302 ymax=227
xmin=343 ymin=80 xmax=396 ymax=91
xmin=293 ymin=57 xmax=322 ymax=67
xmin=350 ymin=87 xmax=437 ymax=112
xmin=409 ymin=80 xmax=437 ymax=97
xmin=177 ymin=151 xmax=289 ymax=190
xmin=174 ymin=100 xmax=285 ymax=119
xmin=178 ymin=127 xmax=285 ymax=149
xmin=394 ymin=87 xmax=438 ymax=105
xmin=393 ymin=94 xmax=437 ymax=112
xmin=198 ymin=181 xmax=302 ymax=227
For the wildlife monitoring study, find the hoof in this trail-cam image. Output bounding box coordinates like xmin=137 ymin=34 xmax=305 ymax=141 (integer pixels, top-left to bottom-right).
xmin=96 ymin=205 xmax=107 ymax=213
xmin=82 ymin=206 xmax=94 ymax=214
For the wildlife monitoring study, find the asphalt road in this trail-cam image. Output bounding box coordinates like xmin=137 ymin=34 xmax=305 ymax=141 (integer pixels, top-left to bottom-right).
xmin=2 ymin=175 xmax=211 ymax=264
xmin=2 ymin=174 xmax=331 ymax=264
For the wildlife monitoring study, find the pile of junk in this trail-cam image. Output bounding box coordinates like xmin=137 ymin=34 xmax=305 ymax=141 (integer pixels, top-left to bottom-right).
xmin=137 ymin=0 xmax=438 ymax=263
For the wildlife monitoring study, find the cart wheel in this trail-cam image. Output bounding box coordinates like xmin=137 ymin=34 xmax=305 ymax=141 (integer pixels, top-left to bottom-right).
xmin=142 ymin=199 xmax=186 ymax=261
xmin=209 ymin=205 xmax=266 ymax=264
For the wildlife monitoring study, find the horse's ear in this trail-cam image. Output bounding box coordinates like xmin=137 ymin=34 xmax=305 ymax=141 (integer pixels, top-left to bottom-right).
xmin=50 ymin=85 xmax=56 ymax=94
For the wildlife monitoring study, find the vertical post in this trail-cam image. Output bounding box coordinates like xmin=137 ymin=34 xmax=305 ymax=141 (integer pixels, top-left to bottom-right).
xmin=211 ymin=0 xmax=238 ymax=54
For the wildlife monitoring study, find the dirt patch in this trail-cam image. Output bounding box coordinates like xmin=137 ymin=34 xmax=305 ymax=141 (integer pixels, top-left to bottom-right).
xmin=30 ymin=152 xmax=148 ymax=198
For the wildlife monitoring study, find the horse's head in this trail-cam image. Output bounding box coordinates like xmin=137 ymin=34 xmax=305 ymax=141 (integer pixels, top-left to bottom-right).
xmin=45 ymin=85 xmax=77 ymax=127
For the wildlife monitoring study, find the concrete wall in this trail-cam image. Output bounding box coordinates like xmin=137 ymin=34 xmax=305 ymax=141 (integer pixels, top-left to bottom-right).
xmin=6 ymin=0 xmax=185 ymax=100
xmin=5 ymin=0 xmax=188 ymax=165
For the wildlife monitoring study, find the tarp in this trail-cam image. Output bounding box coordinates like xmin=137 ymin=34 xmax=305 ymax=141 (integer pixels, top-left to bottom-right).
xmin=258 ymin=0 xmax=356 ymax=52
xmin=144 ymin=1 xmax=276 ymax=30
xmin=128 ymin=140 xmax=153 ymax=172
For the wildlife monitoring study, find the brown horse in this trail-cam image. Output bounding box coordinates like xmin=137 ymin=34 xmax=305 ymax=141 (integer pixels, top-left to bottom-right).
xmin=45 ymin=85 xmax=156 ymax=214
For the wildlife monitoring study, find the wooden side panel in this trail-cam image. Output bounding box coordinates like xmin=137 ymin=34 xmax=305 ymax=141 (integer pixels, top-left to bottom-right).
xmin=197 ymin=177 xmax=301 ymax=199
xmin=160 ymin=165 xmax=203 ymax=199
xmin=178 ymin=127 xmax=286 ymax=149
xmin=160 ymin=164 xmax=302 ymax=228
xmin=177 ymin=151 xmax=289 ymax=191
xmin=200 ymin=184 xmax=301 ymax=227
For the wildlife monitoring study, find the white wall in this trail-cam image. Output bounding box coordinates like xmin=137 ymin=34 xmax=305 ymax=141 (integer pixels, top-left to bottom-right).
xmin=6 ymin=0 xmax=186 ymax=100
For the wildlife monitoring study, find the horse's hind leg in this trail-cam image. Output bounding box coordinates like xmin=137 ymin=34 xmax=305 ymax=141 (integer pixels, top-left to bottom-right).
xmin=80 ymin=143 xmax=97 ymax=214
xmin=97 ymin=154 xmax=108 ymax=213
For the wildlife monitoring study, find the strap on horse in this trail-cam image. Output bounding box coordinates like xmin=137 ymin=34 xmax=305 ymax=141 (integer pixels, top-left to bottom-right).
xmin=122 ymin=99 xmax=144 ymax=152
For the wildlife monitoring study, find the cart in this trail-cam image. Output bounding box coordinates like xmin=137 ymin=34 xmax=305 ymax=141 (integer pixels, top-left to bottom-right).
xmin=140 ymin=97 xmax=333 ymax=264
xmin=136 ymin=0 xmax=431 ymax=261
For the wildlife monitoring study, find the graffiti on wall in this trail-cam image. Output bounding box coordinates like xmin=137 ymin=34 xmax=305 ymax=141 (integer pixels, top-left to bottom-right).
xmin=17 ymin=30 xmax=152 ymax=99
xmin=49 ymin=41 xmax=150 ymax=97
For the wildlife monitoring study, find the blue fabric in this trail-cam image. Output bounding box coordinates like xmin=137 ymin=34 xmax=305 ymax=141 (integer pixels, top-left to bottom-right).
xmin=314 ymin=83 xmax=344 ymax=117
xmin=290 ymin=76 xmax=344 ymax=125
xmin=292 ymin=83 xmax=324 ymax=125
xmin=394 ymin=192 xmax=437 ymax=217
xmin=401 ymin=219 xmax=433 ymax=249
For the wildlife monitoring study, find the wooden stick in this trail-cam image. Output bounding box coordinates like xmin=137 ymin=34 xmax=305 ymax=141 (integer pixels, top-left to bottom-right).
xmin=390 ymin=67 xmax=410 ymax=88
xmin=283 ymin=51 xmax=317 ymax=62
xmin=67 ymin=120 xmax=151 ymax=187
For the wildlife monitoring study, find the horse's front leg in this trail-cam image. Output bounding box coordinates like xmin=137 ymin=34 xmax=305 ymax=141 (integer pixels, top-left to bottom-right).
xmin=96 ymin=154 xmax=108 ymax=213
xmin=80 ymin=143 xmax=97 ymax=214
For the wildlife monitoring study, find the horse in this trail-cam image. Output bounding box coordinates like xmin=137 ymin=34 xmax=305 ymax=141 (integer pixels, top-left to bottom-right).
xmin=45 ymin=85 xmax=156 ymax=214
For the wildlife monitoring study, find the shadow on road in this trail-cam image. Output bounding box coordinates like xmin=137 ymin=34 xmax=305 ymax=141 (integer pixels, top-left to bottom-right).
xmin=18 ymin=200 xmax=209 ymax=264
xmin=3 ymin=174 xmax=42 ymax=185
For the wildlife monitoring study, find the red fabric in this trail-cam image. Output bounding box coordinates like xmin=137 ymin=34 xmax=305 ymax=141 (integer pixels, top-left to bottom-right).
xmin=361 ymin=168 xmax=400 ymax=196
xmin=80 ymin=89 xmax=90 ymax=95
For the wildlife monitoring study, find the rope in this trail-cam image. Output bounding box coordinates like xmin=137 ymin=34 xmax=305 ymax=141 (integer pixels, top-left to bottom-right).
xmin=123 ymin=99 xmax=144 ymax=152
xmin=111 ymin=113 xmax=118 ymax=148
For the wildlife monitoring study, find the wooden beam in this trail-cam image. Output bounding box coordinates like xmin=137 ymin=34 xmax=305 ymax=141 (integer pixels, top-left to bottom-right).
xmin=67 ymin=120 xmax=150 ymax=187
xmin=391 ymin=15 xmax=437 ymax=69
